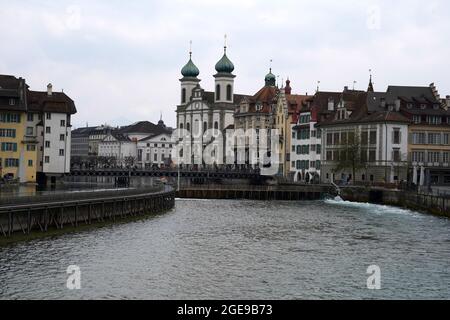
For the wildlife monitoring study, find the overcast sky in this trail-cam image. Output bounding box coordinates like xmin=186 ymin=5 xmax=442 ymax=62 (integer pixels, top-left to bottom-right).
xmin=1 ymin=0 xmax=449 ymax=128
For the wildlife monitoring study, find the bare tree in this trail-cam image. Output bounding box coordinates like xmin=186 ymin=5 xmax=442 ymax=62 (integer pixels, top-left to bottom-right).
xmin=333 ymin=131 xmax=367 ymax=184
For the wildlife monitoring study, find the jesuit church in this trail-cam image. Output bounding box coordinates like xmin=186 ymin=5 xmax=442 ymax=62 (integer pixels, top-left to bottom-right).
xmin=175 ymin=43 xmax=279 ymax=166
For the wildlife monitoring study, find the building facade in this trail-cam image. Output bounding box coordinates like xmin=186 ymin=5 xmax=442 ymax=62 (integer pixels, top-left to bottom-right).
xmin=319 ymin=86 xmax=410 ymax=185
xmin=137 ymin=133 xmax=173 ymax=169
xmin=390 ymin=85 xmax=450 ymax=187
xmin=0 ymin=75 xmax=37 ymax=183
xmin=175 ymin=46 xmax=249 ymax=167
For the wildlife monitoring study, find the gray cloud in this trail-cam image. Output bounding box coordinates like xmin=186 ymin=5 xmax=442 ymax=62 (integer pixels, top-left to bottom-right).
xmin=1 ymin=0 xmax=449 ymax=128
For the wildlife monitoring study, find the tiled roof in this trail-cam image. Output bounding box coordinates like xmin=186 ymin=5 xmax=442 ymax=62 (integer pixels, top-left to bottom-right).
xmin=0 ymin=75 xmax=27 ymax=112
xmin=27 ymin=90 xmax=77 ymax=114
xmin=119 ymin=121 xmax=172 ymax=136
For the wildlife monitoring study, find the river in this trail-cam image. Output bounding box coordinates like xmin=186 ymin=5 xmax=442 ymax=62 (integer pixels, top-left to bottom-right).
xmin=0 ymin=199 xmax=449 ymax=299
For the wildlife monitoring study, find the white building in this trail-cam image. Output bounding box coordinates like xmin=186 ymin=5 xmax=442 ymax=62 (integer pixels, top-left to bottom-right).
xmin=175 ymin=46 xmax=249 ymax=166
xmin=98 ymin=132 xmax=137 ymax=167
xmin=291 ymin=109 xmax=322 ymax=183
xmin=137 ymin=133 xmax=173 ymax=168
xmin=319 ymin=89 xmax=410 ymax=185
xmin=27 ymin=84 xmax=76 ymax=184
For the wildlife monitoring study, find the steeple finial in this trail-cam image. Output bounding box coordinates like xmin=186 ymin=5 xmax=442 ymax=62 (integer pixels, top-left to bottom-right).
xmin=189 ymin=40 xmax=192 ymax=58
xmin=368 ymin=69 xmax=374 ymax=92
xmin=224 ymin=34 xmax=227 ymax=53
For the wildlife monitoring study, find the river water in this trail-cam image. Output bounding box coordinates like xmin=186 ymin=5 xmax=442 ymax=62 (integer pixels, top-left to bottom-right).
xmin=0 ymin=199 xmax=449 ymax=300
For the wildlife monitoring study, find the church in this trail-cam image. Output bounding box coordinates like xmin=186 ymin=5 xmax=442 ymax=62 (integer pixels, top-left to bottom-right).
xmin=175 ymin=43 xmax=250 ymax=166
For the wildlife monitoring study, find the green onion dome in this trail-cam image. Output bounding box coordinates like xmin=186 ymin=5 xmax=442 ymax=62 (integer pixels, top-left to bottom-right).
xmin=215 ymin=48 xmax=235 ymax=74
xmin=265 ymin=68 xmax=276 ymax=86
xmin=181 ymin=54 xmax=200 ymax=78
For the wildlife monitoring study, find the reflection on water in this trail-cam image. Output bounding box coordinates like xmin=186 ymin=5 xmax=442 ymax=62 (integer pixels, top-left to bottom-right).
xmin=0 ymin=199 xmax=449 ymax=300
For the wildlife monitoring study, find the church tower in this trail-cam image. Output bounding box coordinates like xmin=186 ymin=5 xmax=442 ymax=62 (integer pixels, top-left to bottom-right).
xmin=214 ymin=36 xmax=235 ymax=104
xmin=180 ymin=44 xmax=200 ymax=106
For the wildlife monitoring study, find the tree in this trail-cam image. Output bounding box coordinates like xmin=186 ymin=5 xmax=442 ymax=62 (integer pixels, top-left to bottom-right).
xmin=124 ymin=156 xmax=137 ymax=168
xmin=333 ymin=131 xmax=367 ymax=184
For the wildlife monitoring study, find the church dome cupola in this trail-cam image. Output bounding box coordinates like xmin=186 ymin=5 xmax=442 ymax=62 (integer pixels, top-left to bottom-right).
xmin=181 ymin=52 xmax=200 ymax=78
xmin=265 ymin=68 xmax=276 ymax=87
xmin=215 ymin=39 xmax=235 ymax=74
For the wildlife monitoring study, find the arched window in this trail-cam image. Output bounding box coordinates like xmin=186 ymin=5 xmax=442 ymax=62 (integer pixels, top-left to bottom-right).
xmin=181 ymin=88 xmax=186 ymax=104
xmin=203 ymin=122 xmax=207 ymax=133
xmin=180 ymin=123 xmax=184 ymax=129
xmin=226 ymin=84 xmax=232 ymax=101
xmin=214 ymin=121 xmax=219 ymax=130
xmin=216 ymin=84 xmax=221 ymax=101
xmin=186 ymin=123 xmax=190 ymax=132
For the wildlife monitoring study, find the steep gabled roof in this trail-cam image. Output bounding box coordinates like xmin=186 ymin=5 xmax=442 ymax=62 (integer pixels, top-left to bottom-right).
xmin=27 ymin=90 xmax=77 ymax=114
xmin=119 ymin=121 xmax=172 ymax=136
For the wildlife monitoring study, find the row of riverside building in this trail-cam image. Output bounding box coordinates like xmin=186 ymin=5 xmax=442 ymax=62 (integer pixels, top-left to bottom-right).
xmin=175 ymin=46 xmax=450 ymax=187
xmin=71 ymin=120 xmax=174 ymax=169
xmin=0 ymin=75 xmax=76 ymax=184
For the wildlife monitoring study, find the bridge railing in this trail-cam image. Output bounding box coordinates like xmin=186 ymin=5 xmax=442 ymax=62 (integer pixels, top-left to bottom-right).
xmin=0 ymin=186 xmax=166 ymax=207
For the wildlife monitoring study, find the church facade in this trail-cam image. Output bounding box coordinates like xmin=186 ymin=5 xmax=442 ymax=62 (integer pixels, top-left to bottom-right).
xmin=175 ymin=45 xmax=249 ymax=166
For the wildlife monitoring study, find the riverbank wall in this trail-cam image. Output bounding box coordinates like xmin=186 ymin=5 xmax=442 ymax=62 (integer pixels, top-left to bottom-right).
xmin=0 ymin=187 xmax=176 ymax=238
xmin=340 ymin=187 xmax=450 ymax=218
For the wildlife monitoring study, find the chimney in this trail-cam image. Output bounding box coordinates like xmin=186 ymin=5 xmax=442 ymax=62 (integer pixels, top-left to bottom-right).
xmin=395 ymin=99 xmax=401 ymax=111
xmin=430 ymin=83 xmax=440 ymax=100
xmin=47 ymin=83 xmax=53 ymax=96
xmin=446 ymin=95 xmax=450 ymax=110
xmin=328 ymin=97 xmax=334 ymax=111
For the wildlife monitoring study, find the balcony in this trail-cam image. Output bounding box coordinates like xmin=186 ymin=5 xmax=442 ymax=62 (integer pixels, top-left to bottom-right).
xmin=21 ymin=135 xmax=38 ymax=144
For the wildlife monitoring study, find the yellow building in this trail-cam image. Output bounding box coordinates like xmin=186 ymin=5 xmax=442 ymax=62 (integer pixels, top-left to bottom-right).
xmin=0 ymin=75 xmax=38 ymax=183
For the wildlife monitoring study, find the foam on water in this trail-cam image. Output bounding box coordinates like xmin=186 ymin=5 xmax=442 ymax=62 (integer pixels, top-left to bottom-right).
xmin=324 ymin=197 xmax=422 ymax=218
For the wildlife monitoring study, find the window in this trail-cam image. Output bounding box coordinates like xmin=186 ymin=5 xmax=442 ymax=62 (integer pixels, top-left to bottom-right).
xmin=444 ymin=134 xmax=449 ymax=145
xmin=393 ymin=129 xmax=401 ymax=144
xmin=9 ymin=99 xmax=15 ymax=106
xmin=369 ymin=131 xmax=377 ymax=145
xmin=186 ymin=123 xmax=190 ymax=132
xmin=1 ymin=143 xmax=17 ymax=152
xmin=0 ymin=113 xmax=21 ymax=123
xmin=27 ymin=145 xmax=36 ymax=152
xmin=27 ymin=113 xmax=34 ymax=122
xmin=59 ymin=149 xmax=65 ymax=156
xmin=428 ymin=133 xmax=441 ymax=145
xmin=61 ymin=120 xmax=66 ymax=127
xmin=413 ymin=115 xmax=421 ymax=124
xmin=361 ymin=131 xmax=368 ymax=145
xmin=369 ymin=150 xmax=376 ymax=162
xmin=216 ymin=84 xmax=221 ymax=101
xmin=412 ymin=132 xmax=426 ymax=144
xmin=316 ymin=144 xmax=321 ymax=154
xmin=28 ymin=160 xmax=33 ymax=167
xmin=226 ymin=85 xmax=232 ymax=101
xmin=0 ymin=129 xmax=16 ymax=138
xmin=60 ymin=134 xmax=65 ymax=141
xmin=5 ymin=158 xmax=19 ymax=167
xmin=443 ymin=152 xmax=449 ymax=164
xmin=326 ymin=151 xmax=332 ymax=161
xmin=214 ymin=122 xmax=219 ymax=130
xmin=334 ymin=133 xmax=340 ymax=145
xmin=412 ymin=151 xmax=425 ymax=163
xmin=428 ymin=152 xmax=440 ymax=163
xmin=291 ymin=161 xmax=295 ymax=169
xmin=181 ymin=88 xmax=186 ymax=104
xmin=327 ymin=133 xmax=333 ymax=145
xmin=45 ymin=156 xmax=50 ymax=163
xmin=45 ymin=141 xmax=50 ymax=148
xmin=393 ymin=149 xmax=401 ymax=162
xmin=427 ymin=116 xmax=442 ymax=125
xmin=26 ymin=127 xmax=34 ymax=136
xmin=154 ymin=154 xmax=158 ymax=162
xmin=46 ymin=113 xmax=51 ymax=120
xmin=46 ymin=127 xmax=51 ymax=134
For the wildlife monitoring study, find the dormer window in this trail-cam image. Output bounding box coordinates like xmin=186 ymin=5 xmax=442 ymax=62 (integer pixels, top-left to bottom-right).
xmin=9 ymin=99 xmax=15 ymax=106
xmin=433 ymin=104 xmax=440 ymax=110
xmin=256 ymin=103 xmax=262 ymax=112
xmin=407 ymin=103 xmax=413 ymax=109
xmin=420 ymin=104 xmax=427 ymax=110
